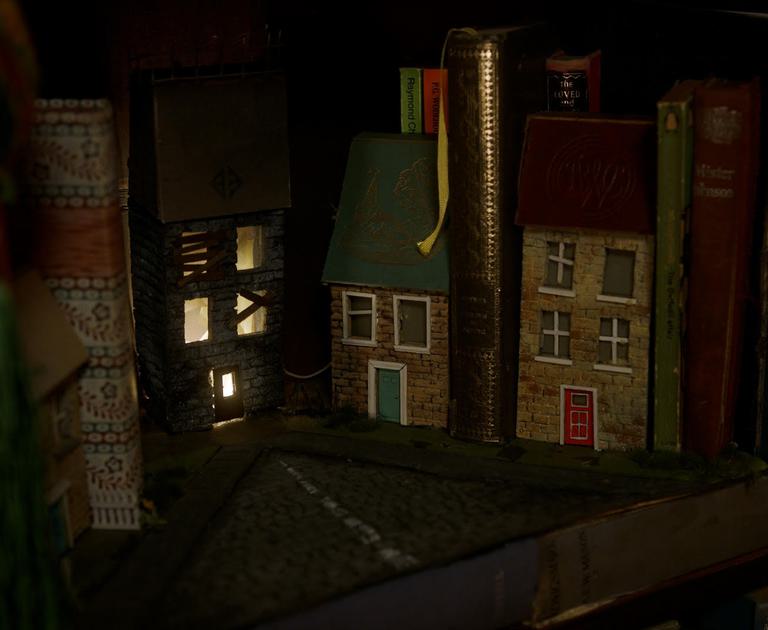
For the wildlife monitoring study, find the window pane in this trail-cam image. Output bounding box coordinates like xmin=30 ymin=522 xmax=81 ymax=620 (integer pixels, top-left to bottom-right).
xmin=563 ymin=243 xmax=575 ymax=260
xmin=617 ymin=342 xmax=629 ymax=362
xmin=600 ymin=318 xmax=612 ymax=336
xmin=184 ymin=298 xmax=209 ymax=343
xmin=236 ymin=226 xmax=263 ymax=271
xmin=547 ymin=242 xmax=559 ymax=257
xmin=558 ymin=312 xmax=571 ymax=332
xmin=572 ymin=393 xmax=588 ymax=406
xmin=348 ymin=295 xmax=372 ymax=312
xmin=540 ymin=333 xmax=555 ymax=355
xmin=236 ymin=292 xmax=267 ymax=335
xmin=544 ymin=260 xmax=559 ymax=286
xmin=559 ymin=336 xmax=570 ymax=358
xmin=603 ymin=250 xmax=635 ymax=297
xmin=350 ymin=314 xmax=372 ymax=339
xmin=561 ymin=265 xmax=573 ymax=289
xmin=617 ymin=319 xmax=630 ymax=338
xmin=598 ymin=340 xmax=612 ymax=363
xmin=542 ymin=311 xmax=554 ymax=329
xmin=399 ymin=300 xmax=427 ymax=347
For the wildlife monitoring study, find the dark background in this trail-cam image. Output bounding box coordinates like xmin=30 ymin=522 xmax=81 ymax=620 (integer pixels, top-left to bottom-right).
xmin=15 ymin=1 xmax=768 ymax=438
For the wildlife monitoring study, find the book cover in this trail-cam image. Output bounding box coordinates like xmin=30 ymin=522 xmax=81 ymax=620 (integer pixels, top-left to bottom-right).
xmin=446 ymin=24 xmax=556 ymax=442
xmin=653 ymin=80 xmax=698 ymax=453
xmin=684 ymin=78 xmax=761 ymax=459
xmin=399 ymin=67 xmax=423 ymax=134
xmin=516 ymin=113 xmax=655 ymax=233
xmin=422 ymin=68 xmax=447 ymax=135
xmin=546 ymin=50 xmax=601 ymax=113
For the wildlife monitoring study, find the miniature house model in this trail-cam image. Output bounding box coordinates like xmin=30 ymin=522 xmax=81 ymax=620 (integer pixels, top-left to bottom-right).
xmin=129 ymin=73 xmax=290 ymax=431
xmin=515 ymin=115 xmax=656 ymax=450
xmin=323 ymin=134 xmax=449 ymax=427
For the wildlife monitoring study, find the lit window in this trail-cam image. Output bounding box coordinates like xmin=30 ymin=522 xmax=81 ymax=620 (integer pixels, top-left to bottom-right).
xmin=342 ymin=292 xmax=376 ymax=346
xmin=181 ymin=232 xmax=207 ymax=278
xmin=221 ymin=372 xmax=235 ymax=397
xmin=184 ymin=298 xmax=209 ymax=343
xmin=544 ymin=241 xmax=575 ymax=289
xmin=598 ymin=317 xmax=630 ymax=365
xmin=235 ymin=290 xmax=267 ymax=335
xmin=539 ymin=310 xmax=570 ymax=359
xmin=236 ymin=226 xmax=264 ymax=271
xmin=394 ymin=296 xmax=430 ymax=352
xmin=602 ymin=249 xmax=635 ymax=298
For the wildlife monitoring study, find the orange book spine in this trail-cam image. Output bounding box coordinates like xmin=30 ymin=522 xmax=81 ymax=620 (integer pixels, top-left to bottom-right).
xmin=423 ymin=68 xmax=447 ymax=135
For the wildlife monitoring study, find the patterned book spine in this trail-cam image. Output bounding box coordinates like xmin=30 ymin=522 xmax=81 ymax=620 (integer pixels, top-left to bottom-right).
xmin=684 ymin=79 xmax=761 ymax=459
xmin=399 ymin=67 xmax=423 ymax=134
xmin=447 ymin=26 xmax=552 ymax=442
xmin=423 ymin=68 xmax=447 ymax=135
xmin=26 ymin=99 xmax=143 ymax=529
xmin=653 ymin=81 xmax=697 ymax=452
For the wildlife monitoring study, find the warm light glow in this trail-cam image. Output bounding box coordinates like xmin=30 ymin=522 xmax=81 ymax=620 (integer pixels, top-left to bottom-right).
xmin=222 ymin=372 xmax=235 ymax=397
xmin=184 ymin=298 xmax=209 ymax=343
xmin=236 ymin=226 xmax=263 ymax=271
xmin=182 ymin=231 xmax=207 ymax=277
xmin=212 ymin=417 xmax=244 ymax=429
xmin=236 ymin=291 xmax=267 ymax=335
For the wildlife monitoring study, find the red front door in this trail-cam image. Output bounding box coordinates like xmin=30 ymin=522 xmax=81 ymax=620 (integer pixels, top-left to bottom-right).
xmin=563 ymin=388 xmax=595 ymax=446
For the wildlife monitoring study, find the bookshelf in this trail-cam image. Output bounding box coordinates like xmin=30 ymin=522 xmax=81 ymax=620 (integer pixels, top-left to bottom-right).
xmin=13 ymin=1 xmax=768 ymax=627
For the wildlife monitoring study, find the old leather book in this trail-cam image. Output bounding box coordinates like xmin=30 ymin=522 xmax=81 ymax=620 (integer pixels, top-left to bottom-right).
xmin=446 ymin=24 xmax=556 ymax=442
xmin=684 ymin=78 xmax=761 ymax=459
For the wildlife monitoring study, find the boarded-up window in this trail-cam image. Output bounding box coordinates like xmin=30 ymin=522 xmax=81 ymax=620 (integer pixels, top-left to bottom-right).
xmin=602 ymin=249 xmax=635 ymax=298
xmin=236 ymin=226 xmax=264 ymax=271
xmin=184 ymin=298 xmax=209 ymax=343
xmin=175 ymin=230 xmax=228 ymax=286
xmin=236 ymin=290 xmax=267 ymax=335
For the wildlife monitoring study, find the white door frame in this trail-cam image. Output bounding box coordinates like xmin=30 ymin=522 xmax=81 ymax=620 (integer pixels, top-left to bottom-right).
xmin=560 ymin=384 xmax=599 ymax=450
xmin=368 ymin=360 xmax=408 ymax=425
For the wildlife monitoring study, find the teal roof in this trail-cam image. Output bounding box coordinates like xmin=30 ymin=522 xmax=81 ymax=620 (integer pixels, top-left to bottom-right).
xmin=322 ymin=133 xmax=449 ymax=293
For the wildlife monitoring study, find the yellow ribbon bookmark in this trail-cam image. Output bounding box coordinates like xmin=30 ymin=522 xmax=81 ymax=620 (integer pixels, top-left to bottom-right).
xmin=417 ymin=27 xmax=478 ymax=257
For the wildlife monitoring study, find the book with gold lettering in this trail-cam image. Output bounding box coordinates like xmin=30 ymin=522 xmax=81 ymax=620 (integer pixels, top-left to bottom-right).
xmin=446 ymin=24 xmax=556 ymax=442
xmin=684 ymin=78 xmax=761 ymax=459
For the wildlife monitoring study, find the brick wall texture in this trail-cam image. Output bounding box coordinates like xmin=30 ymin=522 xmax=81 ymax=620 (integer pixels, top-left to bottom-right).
xmin=516 ymin=228 xmax=653 ymax=451
xmin=330 ymin=285 xmax=449 ymax=428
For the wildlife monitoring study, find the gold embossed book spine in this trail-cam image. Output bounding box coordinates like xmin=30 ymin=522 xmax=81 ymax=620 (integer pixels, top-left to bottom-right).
xmin=446 ymin=25 xmax=554 ymax=442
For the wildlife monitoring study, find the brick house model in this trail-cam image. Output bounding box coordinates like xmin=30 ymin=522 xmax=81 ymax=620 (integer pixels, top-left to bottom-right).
xmin=514 ymin=114 xmax=656 ymax=450
xmin=323 ymin=133 xmax=449 ymax=427
xmin=129 ymin=72 xmax=290 ymax=431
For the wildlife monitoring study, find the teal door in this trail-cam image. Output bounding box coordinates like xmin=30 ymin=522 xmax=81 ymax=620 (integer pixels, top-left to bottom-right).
xmin=377 ymin=368 xmax=401 ymax=422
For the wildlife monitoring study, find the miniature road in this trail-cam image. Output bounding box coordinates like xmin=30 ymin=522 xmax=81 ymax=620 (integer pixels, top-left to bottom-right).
xmin=81 ymin=432 xmax=702 ymax=629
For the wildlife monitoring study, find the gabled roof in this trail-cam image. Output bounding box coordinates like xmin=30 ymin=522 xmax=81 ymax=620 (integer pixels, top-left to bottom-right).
xmin=516 ymin=114 xmax=656 ymax=234
xmin=322 ymin=133 xmax=449 ymax=292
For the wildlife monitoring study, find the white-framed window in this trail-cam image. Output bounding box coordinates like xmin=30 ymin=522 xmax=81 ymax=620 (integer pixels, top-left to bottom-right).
xmin=184 ymin=297 xmax=210 ymax=343
xmin=342 ymin=291 xmax=376 ymax=346
xmin=594 ymin=317 xmax=632 ymax=374
xmin=536 ymin=310 xmax=571 ymax=365
xmin=236 ymin=226 xmax=264 ymax=271
xmin=599 ymin=249 xmax=635 ymax=302
xmin=542 ymin=241 xmax=575 ymax=293
xmin=393 ymin=295 xmax=430 ymax=353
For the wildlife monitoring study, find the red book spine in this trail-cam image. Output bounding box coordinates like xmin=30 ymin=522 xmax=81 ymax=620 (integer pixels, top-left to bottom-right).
xmin=684 ymin=78 xmax=761 ymax=459
xmin=423 ymin=68 xmax=447 ymax=135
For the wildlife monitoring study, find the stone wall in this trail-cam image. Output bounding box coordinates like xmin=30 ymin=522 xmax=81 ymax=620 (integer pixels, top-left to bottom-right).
xmin=163 ymin=209 xmax=285 ymax=431
xmin=330 ymin=284 xmax=449 ymax=428
xmin=129 ymin=205 xmax=168 ymax=424
xmin=516 ymin=228 xmax=653 ymax=450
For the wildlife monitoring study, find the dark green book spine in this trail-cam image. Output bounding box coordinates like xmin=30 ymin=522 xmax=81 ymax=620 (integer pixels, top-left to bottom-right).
xmin=654 ymin=81 xmax=697 ymax=452
xmin=399 ymin=67 xmax=422 ymax=134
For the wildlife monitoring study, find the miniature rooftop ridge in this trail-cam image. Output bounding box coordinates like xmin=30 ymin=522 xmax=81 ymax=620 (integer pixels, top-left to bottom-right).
xmin=322 ymin=133 xmax=449 ymax=293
